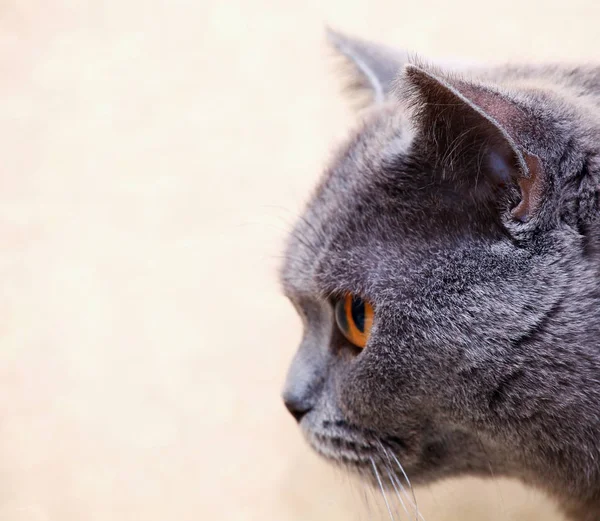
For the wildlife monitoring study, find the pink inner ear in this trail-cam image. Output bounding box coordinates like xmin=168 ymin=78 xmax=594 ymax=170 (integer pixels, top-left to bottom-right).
xmin=511 ymin=152 xmax=544 ymax=222
xmin=458 ymin=84 xmax=545 ymax=222
xmin=458 ymin=83 xmax=526 ymax=134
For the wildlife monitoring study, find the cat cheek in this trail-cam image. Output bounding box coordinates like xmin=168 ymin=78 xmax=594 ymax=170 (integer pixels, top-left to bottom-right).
xmin=335 ymin=363 xmax=383 ymax=425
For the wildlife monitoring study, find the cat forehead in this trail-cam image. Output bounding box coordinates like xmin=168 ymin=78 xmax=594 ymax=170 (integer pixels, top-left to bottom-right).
xmin=339 ymin=104 xmax=415 ymax=175
xmin=303 ymin=105 xmax=418 ymax=224
xmin=280 ymin=106 xmax=419 ymax=298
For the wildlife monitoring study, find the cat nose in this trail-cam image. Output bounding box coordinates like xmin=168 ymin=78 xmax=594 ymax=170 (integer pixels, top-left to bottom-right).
xmin=282 ymin=343 xmax=322 ymax=423
xmin=283 ymin=394 xmax=312 ymax=423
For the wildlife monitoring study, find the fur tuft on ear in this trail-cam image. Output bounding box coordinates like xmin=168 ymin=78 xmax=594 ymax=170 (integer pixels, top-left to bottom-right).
xmin=326 ymin=28 xmax=408 ymax=108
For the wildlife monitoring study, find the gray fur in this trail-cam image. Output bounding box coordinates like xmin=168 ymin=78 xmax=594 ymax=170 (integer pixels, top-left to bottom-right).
xmin=327 ymin=28 xmax=406 ymax=105
xmin=281 ymin=32 xmax=600 ymax=521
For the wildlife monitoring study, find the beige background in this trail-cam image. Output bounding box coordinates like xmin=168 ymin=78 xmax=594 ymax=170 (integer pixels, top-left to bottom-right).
xmin=2 ymin=0 xmax=599 ymax=519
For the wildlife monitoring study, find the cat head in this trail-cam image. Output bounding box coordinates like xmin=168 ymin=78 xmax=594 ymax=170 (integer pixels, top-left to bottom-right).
xmin=281 ymin=30 xmax=600 ymax=512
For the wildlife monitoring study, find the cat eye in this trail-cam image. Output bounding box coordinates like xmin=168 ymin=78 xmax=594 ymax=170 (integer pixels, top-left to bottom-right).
xmin=335 ymin=294 xmax=374 ymax=349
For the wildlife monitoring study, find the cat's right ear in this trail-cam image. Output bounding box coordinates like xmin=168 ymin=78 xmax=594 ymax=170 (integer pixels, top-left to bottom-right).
xmin=326 ymin=29 xmax=408 ymax=108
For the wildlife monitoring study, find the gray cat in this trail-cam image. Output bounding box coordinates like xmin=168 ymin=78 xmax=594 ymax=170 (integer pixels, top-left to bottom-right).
xmin=280 ymin=30 xmax=600 ymax=521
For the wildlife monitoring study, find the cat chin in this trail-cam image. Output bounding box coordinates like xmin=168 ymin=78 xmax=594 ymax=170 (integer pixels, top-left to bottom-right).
xmin=304 ymin=428 xmax=422 ymax=504
xmin=301 ymin=418 xmax=414 ymax=488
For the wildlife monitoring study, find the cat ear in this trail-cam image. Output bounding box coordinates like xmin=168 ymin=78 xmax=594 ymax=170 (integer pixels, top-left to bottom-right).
xmin=326 ymin=29 xmax=408 ymax=107
xmin=399 ymin=64 xmax=544 ymax=222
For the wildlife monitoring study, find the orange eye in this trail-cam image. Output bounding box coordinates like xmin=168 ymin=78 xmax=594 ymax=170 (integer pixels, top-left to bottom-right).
xmin=335 ymin=294 xmax=374 ymax=348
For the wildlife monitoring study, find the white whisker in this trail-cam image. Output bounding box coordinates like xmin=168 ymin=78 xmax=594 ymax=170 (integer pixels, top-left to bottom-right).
xmin=370 ymin=457 xmax=396 ymax=521
xmin=384 ymin=464 xmax=410 ymax=517
xmin=386 ymin=448 xmax=424 ymax=521
xmin=377 ymin=443 xmax=413 ymax=518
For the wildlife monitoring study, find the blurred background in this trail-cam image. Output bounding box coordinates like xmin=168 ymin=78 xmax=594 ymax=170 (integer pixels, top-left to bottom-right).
xmin=3 ymin=0 xmax=600 ymax=519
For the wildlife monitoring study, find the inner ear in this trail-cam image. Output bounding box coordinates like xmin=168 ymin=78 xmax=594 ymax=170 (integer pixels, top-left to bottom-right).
xmin=512 ymin=152 xmax=544 ymax=221
xmin=398 ymin=64 xmax=544 ymax=222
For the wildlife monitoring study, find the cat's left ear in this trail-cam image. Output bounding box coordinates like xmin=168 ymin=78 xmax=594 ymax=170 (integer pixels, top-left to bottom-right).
xmin=399 ymin=64 xmax=545 ymax=223
xmin=327 ymin=29 xmax=408 ymax=107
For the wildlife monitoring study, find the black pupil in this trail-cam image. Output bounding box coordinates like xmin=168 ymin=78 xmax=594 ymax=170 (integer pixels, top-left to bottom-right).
xmin=351 ymin=296 xmax=365 ymax=332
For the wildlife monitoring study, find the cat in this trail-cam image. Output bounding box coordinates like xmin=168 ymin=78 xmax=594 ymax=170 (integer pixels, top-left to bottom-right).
xmin=280 ymin=29 xmax=600 ymax=521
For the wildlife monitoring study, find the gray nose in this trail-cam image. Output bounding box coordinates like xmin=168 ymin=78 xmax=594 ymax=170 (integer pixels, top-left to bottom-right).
xmin=283 ymin=393 xmax=312 ymax=423
xmin=282 ymin=328 xmax=326 ymax=424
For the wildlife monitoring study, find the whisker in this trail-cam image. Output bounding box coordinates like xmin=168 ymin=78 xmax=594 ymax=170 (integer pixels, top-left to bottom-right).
xmin=261 ymin=204 xmax=328 ymax=242
xmin=370 ymin=457 xmax=396 ymax=521
xmin=384 ymin=463 xmax=410 ymax=518
xmin=386 ymin=448 xmax=423 ymax=521
xmin=377 ymin=443 xmax=413 ymax=519
xmin=296 ymin=212 xmax=327 ymax=238
xmin=233 ymin=219 xmax=293 ymax=235
xmin=290 ymin=229 xmax=320 ymax=256
xmin=241 ymin=212 xmax=322 ymax=256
